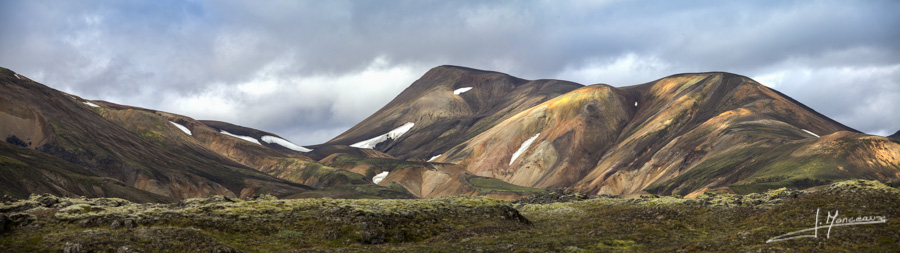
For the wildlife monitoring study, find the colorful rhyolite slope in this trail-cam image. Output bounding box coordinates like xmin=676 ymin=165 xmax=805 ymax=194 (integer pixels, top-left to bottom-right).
xmin=331 ymin=66 xmax=900 ymax=197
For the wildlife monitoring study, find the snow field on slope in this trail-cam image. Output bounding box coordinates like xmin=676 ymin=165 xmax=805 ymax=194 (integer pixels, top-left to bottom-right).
xmin=169 ymin=121 xmax=192 ymax=136
xmin=350 ymin=122 xmax=415 ymax=149
xmin=453 ymin=87 xmax=473 ymax=95
xmin=372 ymin=171 xmax=389 ymax=184
xmin=220 ymin=130 xmax=261 ymax=145
xmin=801 ymin=129 xmax=820 ymax=138
xmin=510 ymin=133 xmax=540 ymax=166
xmin=261 ymin=135 xmax=312 ymax=152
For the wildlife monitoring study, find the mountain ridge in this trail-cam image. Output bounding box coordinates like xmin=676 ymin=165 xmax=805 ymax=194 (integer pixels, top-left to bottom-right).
xmin=2 ymin=65 xmax=898 ymax=201
xmin=333 ymin=67 xmax=899 ymax=197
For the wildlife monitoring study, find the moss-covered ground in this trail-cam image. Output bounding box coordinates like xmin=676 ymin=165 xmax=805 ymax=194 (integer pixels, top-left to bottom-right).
xmin=467 ymin=175 xmax=547 ymax=195
xmin=1 ymin=180 xmax=898 ymax=252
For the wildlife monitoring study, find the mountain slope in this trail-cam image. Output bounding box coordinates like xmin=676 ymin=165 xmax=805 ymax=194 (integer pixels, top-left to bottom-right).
xmin=889 ymin=130 xmax=900 ymax=139
xmin=322 ymin=65 xmax=583 ymax=160
xmin=84 ymin=97 xmax=415 ymax=199
xmin=5 ymin=64 xmax=897 ymax=200
xmin=0 ymin=67 xmax=313 ymax=200
xmin=344 ymin=68 xmax=900 ymax=197
xmin=319 ymin=153 xmax=545 ymax=199
xmin=0 ymin=141 xmax=170 ymax=202
xmin=437 ymin=84 xmax=633 ymax=189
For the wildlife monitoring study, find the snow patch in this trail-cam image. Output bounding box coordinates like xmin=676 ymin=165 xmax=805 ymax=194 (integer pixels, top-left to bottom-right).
xmin=220 ymin=130 xmax=261 ymax=145
xmin=261 ymin=135 xmax=312 ymax=152
xmin=801 ymin=129 xmax=820 ymax=138
xmin=427 ymin=154 xmax=442 ymax=162
xmin=83 ymin=101 xmax=99 ymax=108
xmin=453 ymin=87 xmax=473 ymax=95
xmin=13 ymin=74 xmax=20 ymax=79
xmin=372 ymin=171 xmax=389 ymax=184
xmin=169 ymin=121 xmax=192 ymax=136
xmin=509 ymin=133 xmax=540 ymax=166
xmin=350 ymin=122 xmax=415 ymax=149
xmin=635 ymin=101 xmax=638 ymax=107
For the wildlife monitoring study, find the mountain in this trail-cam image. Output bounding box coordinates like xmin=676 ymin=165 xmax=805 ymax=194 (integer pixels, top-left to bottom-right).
xmin=320 ymin=65 xmax=582 ymax=161
xmin=310 ymin=65 xmax=584 ymax=198
xmin=3 ymin=65 xmax=898 ymax=201
xmin=0 ymin=67 xmax=419 ymax=201
xmin=338 ymin=67 xmax=900 ymax=197
xmin=0 ymin=67 xmax=322 ymax=201
xmin=92 ymin=101 xmax=414 ymax=199
xmin=889 ymin=130 xmax=900 ymax=139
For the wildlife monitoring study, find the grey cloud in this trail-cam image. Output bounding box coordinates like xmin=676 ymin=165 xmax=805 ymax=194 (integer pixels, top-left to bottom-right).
xmin=0 ymin=0 xmax=897 ymax=143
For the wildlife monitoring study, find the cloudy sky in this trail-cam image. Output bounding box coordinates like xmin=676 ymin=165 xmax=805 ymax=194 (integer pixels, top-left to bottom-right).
xmin=2 ymin=0 xmax=898 ymax=144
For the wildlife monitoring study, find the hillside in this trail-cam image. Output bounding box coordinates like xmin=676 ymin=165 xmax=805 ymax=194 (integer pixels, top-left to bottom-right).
xmin=341 ymin=67 xmax=900 ymax=197
xmin=0 ymin=67 xmax=413 ymax=201
xmin=1 ymin=180 xmax=897 ymax=251
xmin=321 ymin=65 xmax=583 ymax=161
xmin=3 ymin=65 xmax=898 ymax=201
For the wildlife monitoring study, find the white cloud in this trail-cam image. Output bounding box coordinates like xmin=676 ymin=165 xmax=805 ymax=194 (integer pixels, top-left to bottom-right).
xmin=154 ymin=56 xmax=423 ymax=144
xmin=1 ymin=0 xmax=898 ymax=143
xmin=555 ymin=53 xmax=674 ymax=86
xmin=751 ymin=71 xmax=787 ymax=88
xmin=324 ymin=57 xmax=425 ymax=122
xmin=751 ymin=64 xmax=900 ymax=136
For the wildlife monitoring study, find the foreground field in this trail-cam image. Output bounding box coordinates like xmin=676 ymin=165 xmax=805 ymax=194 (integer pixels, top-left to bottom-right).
xmin=1 ymin=180 xmax=898 ymax=252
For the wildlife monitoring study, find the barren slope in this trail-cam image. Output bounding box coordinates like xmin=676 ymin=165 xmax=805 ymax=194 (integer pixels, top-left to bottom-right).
xmin=322 ymin=65 xmax=582 ymax=160
xmin=0 ymin=67 xmax=312 ymax=200
xmin=340 ymin=68 xmax=900 ymax=196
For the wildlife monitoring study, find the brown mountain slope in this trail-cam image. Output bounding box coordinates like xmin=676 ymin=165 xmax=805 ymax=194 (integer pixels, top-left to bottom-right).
xmin=574 ymin=73 xmax=891 ymax=196
xmin=437 ymin=84 xmax=633 ymax=189
xmin=889 ymin=130 xmax=900 ymax=139
xmin=0 ymin=141 xmax=171 ymax=202
xmin=347 ymin=69 xmax=899 ymax=197
xmin=86 ymin=98 xmax=415 ymax=199
xmin=318 ymin=153 xmax=545 ymax=199
xmin=322 ymin=65 xmax=583 ymax=160
xmin=0 ymin=67 xmax=313 ymax=200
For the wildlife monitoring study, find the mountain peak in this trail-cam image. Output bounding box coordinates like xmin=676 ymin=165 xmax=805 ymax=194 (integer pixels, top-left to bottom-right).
xmin=430 ymin=65 xmax=508 ymax=75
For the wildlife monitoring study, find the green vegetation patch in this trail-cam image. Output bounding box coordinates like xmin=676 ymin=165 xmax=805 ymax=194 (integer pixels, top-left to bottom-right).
xmin=467 ymin=176 xmax=546 ymax=195
xmin=330 ymin=154 xmax=424 ymax=172
xmin=0 ymin=195 xmax=530 ymax=251
xmin=2 ymin=180 xmax=899 ymax=251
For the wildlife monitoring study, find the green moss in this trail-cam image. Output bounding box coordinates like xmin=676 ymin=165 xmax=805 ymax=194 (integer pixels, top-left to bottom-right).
xmin=2 ymin=195 xmax=532 ymax=251
xmin=136 ymin=128 xmax=164 ymax=143
xmin=47 ymin=120 xmax=81 ymax=151
xmin=330 ymin=154 xmax=423 ymax=171
xmin=674 ymin=75 xmax=708 ymax=94
xmin=0 ymin=155 xmax=27 ymax=167
xmin=3 ymin=179 xmax=899 ymax=251
xmin=467 ymin=176 xmax=546 ymax=195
